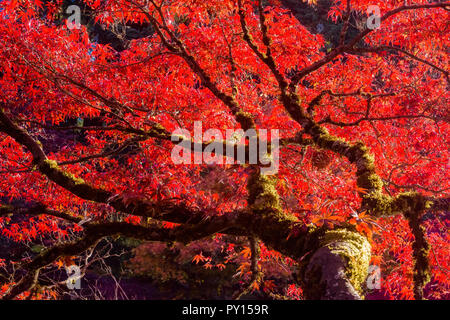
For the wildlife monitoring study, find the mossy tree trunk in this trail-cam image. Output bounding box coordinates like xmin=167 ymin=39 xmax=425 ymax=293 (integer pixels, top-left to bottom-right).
xmin=243 ymin=170 xmax=371 ymax=300
xmin=298 ymin=230 xmax=371 ymax=299
xmin=250 ymin=219 xmax=371 ymax=300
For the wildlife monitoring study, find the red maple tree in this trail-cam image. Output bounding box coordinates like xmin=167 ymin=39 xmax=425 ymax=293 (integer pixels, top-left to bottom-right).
xmin=0 ymin=0 xmax=448 ymax=300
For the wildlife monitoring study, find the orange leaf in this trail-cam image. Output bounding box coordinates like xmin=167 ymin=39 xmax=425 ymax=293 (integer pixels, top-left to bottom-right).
xmin=250 ymin=280 xmax=260 ymax=292
xmin=192 ymin=252 xmax=207 ymax=264
xmin=55 ymin=259 xmax=64 ymax=269
xmin=240 ymin=246 xmax=251 ymax=259
xmin=355 ymin=186 xmax=369 ymax=194
xmin=204 ymin=262 xmax=213 ymax=270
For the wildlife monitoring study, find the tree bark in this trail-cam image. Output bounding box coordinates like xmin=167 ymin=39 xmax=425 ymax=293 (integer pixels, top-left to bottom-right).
xmin=297 ymin=229 xmax=371 ymax=300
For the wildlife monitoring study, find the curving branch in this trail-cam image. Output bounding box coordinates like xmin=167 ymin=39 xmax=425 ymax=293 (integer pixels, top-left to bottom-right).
xmin=237 ymin=0 xmax=289 ymax=92
xmin=0 ymin=106 xmax=206 ymax=224
xmin=133 ymin=0 xmax=255 ymax=130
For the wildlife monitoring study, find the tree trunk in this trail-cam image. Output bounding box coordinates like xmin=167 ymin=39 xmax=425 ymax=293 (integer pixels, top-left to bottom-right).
xmin=240 ymin=210 xmax=372 ymax=300
xmin=298 ymin=229 xmax=371 ymax=300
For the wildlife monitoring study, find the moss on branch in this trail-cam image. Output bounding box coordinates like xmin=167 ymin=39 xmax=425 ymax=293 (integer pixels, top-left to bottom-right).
xmin=235 ymin=110 xmax=255 ymax=131
xmin=247 ymin=171 xmax=283 ymax=217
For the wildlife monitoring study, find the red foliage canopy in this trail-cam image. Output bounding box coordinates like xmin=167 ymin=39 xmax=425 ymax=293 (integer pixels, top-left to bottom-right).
xmin=0 ymin=0 xmax=448 ymax=300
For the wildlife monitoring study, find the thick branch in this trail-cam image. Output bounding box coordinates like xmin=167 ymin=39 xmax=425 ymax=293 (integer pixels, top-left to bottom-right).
xmin=0 ymin=107 xmax=206 ymax=224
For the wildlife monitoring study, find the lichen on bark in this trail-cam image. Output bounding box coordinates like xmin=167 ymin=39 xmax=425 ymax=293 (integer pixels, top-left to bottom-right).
xmin=42 ymin=159 xmax=86 ymax=185
xmin=247 ymin=170 xmax=283 ymax=217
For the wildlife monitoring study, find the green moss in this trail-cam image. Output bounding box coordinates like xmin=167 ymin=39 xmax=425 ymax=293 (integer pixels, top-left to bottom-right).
xmin=362 ymin=190 xmax=431 ymax=218
xmin=150 ymin=123 xmax=167 ymax=136
xmin=235 ymin=110 xmax=255 ymax=130
xmin=42 ymin=159 xmax=85 ymax=185
xmin=394 ymin=192 xmax=427 ymax=214
xmin=247 ymin=173 xmax=282 ymax=215
xmin=298 ymin=227 xmax=371 ymax=298
xmin=424 ymin=201 xmax=433 ymax=209
xmin=354 ymin=141 xmax=369 ymax=153
xmin=398 ymin=192 xmax=431 ymax=299
xmin=359 ymin=152 xmax=376 ymax=172
xmin=346 ymin=141 xmax=368 ymax=162
xmin=361 ymin=152 xmax=375 ymax=164
xmin=362 ymin=189 xmax=431 ymax=299
xmin=317 ymin=126 xmax=329 ymax=136
xmin=31 ymin=245 xmax=45 ymax=253
xmin=357 ymin=173 xmax=383 ymax=192
xmin=363 ymin=192 xmax=394 ymax=217
xmin=65 ymin=171 xmax=85 ymax=184
xmin=319 ymin=135 xmax=348 ymax=153
xmin=154 ymin=123 xmax=165 ymax=130
xmin=44 ymin=159 xmax=58 ymax=169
